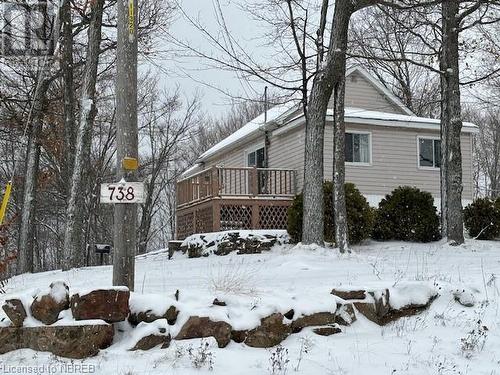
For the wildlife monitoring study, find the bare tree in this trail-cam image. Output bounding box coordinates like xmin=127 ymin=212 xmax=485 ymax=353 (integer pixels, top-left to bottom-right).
xmin=137 ymin=89 xmax=200 ymax=254
xmin=63 ymin=0 xmax=105 ymax=270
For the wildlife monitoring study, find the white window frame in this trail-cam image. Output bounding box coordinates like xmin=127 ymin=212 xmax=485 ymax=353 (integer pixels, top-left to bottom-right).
xmin=244 ymin=143 xmax=265 ymax=167
xmin=417 ymin=136 xmax=441 ymax=170
xmin=345 ymin=130 xmax=372 ymax=167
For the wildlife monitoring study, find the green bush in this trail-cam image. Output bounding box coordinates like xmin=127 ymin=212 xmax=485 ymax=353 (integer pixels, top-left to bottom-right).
xmin=372 ymin=186 xmax=441 ymax=243
xmin=463 ymin=198 xmax=500 ymax=240
xmin=287 ymin=182 xmax=373 ymax=245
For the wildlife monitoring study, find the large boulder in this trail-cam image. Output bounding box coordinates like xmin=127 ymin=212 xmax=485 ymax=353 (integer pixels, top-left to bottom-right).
xmin=175 ymin=316 xmax=232 ymax=348
xmin=0 ymin=324 xmax=114 ymax=359
xmin=71 ymin=288 xmax=130 ymax=323
xmin=245 ymin=313 xmax=291 ymax=348
xmin=31 ymin=281 xmax=70 ymax=325
xmin=291 ymin=312 xmax=337 ymax=333
xmin=129 ymin=305 xmax=179 ymax=326
xmin=2 ymin=299 xmax=27 ymax=327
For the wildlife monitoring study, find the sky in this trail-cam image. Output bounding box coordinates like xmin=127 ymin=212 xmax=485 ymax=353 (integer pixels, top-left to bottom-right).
xmin=152 ymin=0 xmax=269 ymax=116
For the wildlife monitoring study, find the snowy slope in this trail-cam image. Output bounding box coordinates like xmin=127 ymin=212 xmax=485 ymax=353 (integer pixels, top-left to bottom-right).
xmin=1 ymin=240 xmax=499 ymax=375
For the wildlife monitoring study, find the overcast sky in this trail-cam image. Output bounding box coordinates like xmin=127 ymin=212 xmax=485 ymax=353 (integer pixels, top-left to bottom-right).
xmin=151 ymin=0 xmax=268 ymax=116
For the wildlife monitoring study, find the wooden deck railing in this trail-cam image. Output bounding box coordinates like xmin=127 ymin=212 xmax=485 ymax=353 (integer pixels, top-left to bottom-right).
xmin=176 ymin=166 xmax=297 ymax=208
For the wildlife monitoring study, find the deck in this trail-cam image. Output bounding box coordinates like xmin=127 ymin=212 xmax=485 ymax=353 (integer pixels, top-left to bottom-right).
xmin=176 ymin=166 xmax=297 ymax=239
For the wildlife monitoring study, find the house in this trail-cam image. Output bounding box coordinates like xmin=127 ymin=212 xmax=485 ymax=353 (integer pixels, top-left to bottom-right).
xmin=176 ymin=67 xmax=478 ymax=239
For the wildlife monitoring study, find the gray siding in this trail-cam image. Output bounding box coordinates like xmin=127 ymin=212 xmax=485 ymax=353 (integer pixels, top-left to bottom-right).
xmin=191 ymin=71 xmax=474 ymax=201
xmin=331 ymin=70 xmax=405 ymax=114
xmin=268 ymin=123 xmax=474 ymax=200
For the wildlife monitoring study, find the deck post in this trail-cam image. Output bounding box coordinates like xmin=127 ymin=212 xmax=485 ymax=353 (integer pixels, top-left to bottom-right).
xmin=251 ymin=167 xmax=258 ymax=196
xmin=211 ymin=166 xmax=219 ymax=197
xmin=251 ymin=202 xmax=260 ymax=229
xmin=212 ymin=200 xmax=221 ymax=232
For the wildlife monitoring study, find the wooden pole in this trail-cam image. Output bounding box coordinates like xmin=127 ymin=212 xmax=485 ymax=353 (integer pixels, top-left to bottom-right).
xmin=113 ymin=0 xmax=138 ymax=290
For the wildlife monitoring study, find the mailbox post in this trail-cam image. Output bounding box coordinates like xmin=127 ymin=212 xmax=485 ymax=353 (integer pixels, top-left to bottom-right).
xmin=95 ymin=244 xmax=112 ymax=266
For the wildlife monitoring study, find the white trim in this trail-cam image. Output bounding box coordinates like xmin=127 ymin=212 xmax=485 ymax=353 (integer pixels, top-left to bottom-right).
xmin=244 ymin=143 xmax=265 ymax=167
xmin=334 ymin=115 xmax=478 ymax=133
xmin=345 ymin=130 xmax=373 ymax=166
xmin=416 ymin=135 xmax=441 ymax=170
xmin=346 ymin=66 xmax=415 ymax=116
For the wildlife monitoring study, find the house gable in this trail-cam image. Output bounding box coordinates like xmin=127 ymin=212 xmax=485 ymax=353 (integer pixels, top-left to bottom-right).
xmin=332 ymin=67 xmax=413 ymax=116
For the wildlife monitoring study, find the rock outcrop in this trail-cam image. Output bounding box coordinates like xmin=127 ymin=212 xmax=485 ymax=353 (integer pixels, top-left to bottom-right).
xmin=244 ymin=313 xmax=291 ymax=348
xmin=175 ymin=316 xmax=232 ymax=348
xmin=71 ymin=289 xmax=130 ymax=323
xmin=0 ymin=324 xmax=114 ymax=358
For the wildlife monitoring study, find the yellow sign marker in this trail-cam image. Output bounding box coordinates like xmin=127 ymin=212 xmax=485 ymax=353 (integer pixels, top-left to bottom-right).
xmin=0 ymin=181 xmax=12 ymax=225
xmin=123 ymin=157 xmax=139 ymax=171
xmin=128 ymin=0 xmax=135 ymax=42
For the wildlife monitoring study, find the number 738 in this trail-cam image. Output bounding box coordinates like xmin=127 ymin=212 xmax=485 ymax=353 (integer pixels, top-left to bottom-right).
xmin=108 ymin=186 xmax=135 ymax=201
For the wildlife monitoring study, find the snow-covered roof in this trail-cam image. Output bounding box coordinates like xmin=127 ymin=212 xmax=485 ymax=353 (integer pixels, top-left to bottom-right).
xmin=341 ymin=107 xmax=478 ymax=132
xmin=180 ymin=102 xmax=300 ymax=179
xmin=197 ymin=101 xmax=300 ymax=162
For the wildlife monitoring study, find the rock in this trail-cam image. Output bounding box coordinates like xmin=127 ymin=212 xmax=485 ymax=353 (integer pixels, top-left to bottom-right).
xmin=331 ymin=289 xmax=366 ymax=300
xmin=213 ymin=298 xmax=226 ymax=307
xmin=2 ymin=299 xmax=27 ymax=327
xmin=129 ymin=305 xmax=179 ymax=326
xmin=284 ymin=309 xmax=294 ymax=320
xmin=31 ymin=281 xmax=70 ymax=325
xmin=0 ymin=324 xmax=114 ymax=359
xmin=453 ymin=290 xmax=475 ymax=307
xmin=354 ymin=288 xmax=435 ymax=325
xmin=313 ymin=325 xmax=342 ymax=336
xmin=353 ymin=289 xmax=390 ymax=325
xmin=168 ymin=240 xmax=183 ymax=259
xmin=0 ymin=325 xmax=21 ymax=353
xmin=245 ymin=313 xmax=291 ymax=348
xmin=175 ymin=316 xmax=232 ymax=348
xmin=291 ymin=312 xmax=337 ymax=333
xmin=165 ymin=305 xmax=179 ymax=324
xmin=71 ymin=289 xmax=130 ymax=323
xmin=335 ymin=303 xmax=357 ymax=326
xmin=231 ymin=330 xmax=247 ymax=343
xmin=131 ymin=333 xmax=171 ymax=351
xmin=181 ymin=231 xmax=288 ymax=258
xmin=353 ymin=301 xmax=379 ymax=324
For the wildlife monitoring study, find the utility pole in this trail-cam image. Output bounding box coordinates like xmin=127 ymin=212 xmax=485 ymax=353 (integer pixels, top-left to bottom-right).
xmin=113 ymin=0 xmax=138 ymax=290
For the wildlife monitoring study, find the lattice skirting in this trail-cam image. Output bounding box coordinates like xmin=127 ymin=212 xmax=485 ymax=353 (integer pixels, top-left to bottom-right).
xmin=176 ymin=200 xmax=292 ymax=240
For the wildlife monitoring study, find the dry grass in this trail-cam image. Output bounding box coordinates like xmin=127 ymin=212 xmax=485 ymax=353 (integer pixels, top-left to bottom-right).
xmin=206 ymin=258 xmax=260 ymax=296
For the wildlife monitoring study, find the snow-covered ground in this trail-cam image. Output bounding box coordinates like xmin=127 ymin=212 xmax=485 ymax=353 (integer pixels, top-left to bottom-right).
xmin=1 ymin=239 xmax=500 ymax=375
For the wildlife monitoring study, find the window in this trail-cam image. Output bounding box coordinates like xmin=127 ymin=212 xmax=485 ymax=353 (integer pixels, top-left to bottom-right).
xmin=247 ymin=147 xmax=265 ymax=167
xmin=345 ymin=133 xmax=371 ymax=164
xmin=418 ymin=138 xmax=441 ymax=168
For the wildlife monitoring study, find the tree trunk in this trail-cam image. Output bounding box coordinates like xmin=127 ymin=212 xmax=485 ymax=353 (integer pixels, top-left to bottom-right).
xmin=60 ymin=0 xmax=76 ymax=197
xmin=62 ymin=0 xmax=105 ymax=270
xmin=17 ymin=78 xmax=50 ymax=274
xmin=332 ymin=74 xmax=349 ymax=252
xmin=303 ymin=0 xmax=354 ymax=246
xmin=113 ymin=0 xmax=138 ymax=290
xmin=440 ymin=0 xmax=464 ymax=245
